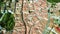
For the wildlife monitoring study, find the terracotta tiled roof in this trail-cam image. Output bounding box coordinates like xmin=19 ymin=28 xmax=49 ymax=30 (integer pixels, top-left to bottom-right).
xmin=13 ymin=0 xmax=47 ymax=34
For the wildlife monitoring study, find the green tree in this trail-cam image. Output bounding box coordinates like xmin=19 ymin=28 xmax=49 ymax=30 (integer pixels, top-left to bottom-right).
xmin=0 ymin=0 xmax=15 ymax=34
